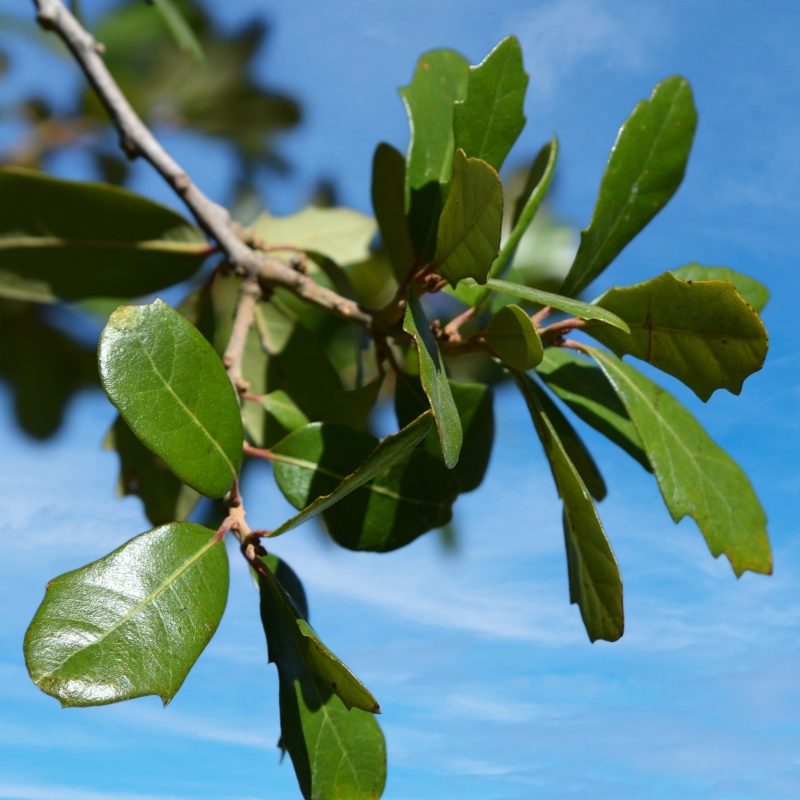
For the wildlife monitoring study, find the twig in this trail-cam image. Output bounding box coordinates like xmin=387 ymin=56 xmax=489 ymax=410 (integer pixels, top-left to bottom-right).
xmin=32 ymin=0 xmax=374 ymax=331
xmin=531 ymin=305 xmax=552 ymax=328
xmin=223 ymin=278 xmax=261 ymax=394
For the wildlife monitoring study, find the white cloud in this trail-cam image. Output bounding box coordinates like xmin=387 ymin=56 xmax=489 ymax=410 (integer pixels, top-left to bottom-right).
xmin=0 ymin=786 xmax=185 ymax=800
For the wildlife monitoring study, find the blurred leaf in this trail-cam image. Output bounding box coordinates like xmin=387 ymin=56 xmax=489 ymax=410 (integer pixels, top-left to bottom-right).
xmin=403 ymin=290 xmax=462 ymax=468
xmin=0 ymin=300 xmax=97 ymax=439
xmin=671 ymin=263 xmax=769 ymax=312
xmin=104 ymin=415 xmax=200 ymax=525
xmin=516 ymin=373 xmax=623 ymax=642
xmin=259 ymin=390 xmax=309 ymax=433
xmin=271 ymin=421 xmax=458 ymax=551
xmin=395 ymin=374 xmax=495 ymax=493
xmin=258 ymin=555 xmax=386 ymax=800
xmin=536 ymin=348 xmax=651 ymax=471
xmin=512 ymin=139 xmax=557 ymax=231
xmin=454 ymin=36 xmax=528 ymax=171
xmin=588 ymin=272 xmax=768 ymax=401
xmin=434 ymin=150 xmax=503 ymax=287
xmin=151 ymin=0 xmax=206 ymax=63
xmin=587 ymin=346 xmax=771 ymax=576
xmin=270 ymin=412 xmax=434 ymax=536
xmin=25 ymin=523 xmax=228 ymax=706
xmin=561 ymin=76 xmax=697 ymax=297
xmin=98 ymin=300 xmax=243 ymax=498
xmin=252 ymin=206 xmax=377 ymax=266
xmin=0 ymin=168 xmax=207 ymax=302
xmin=484 ymin=304 xmax=543 ymax=371
xmin=371 ymin=142 xmax=416 ymax=283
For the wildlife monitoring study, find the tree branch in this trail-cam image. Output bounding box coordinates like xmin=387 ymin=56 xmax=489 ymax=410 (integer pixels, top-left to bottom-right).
xmin=31 ymin=0 xmax=375 ymax=331
xmin=223 ymin=278 xmax=261 ymax=394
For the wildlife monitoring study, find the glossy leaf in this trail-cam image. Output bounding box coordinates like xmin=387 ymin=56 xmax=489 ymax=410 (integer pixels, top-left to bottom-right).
xmin=587 ymin=347 xmax=771 ymax=576
xmin=151 ymin=0 xmax=205 ymax=62
xmin=258 ymin=555 xmax=386 ymax=800
xmin=271 ymin=421 xmax=458 ymax=551
xmin=371 ymin=143 xmax=416 ymax=282
xmin=525 ymin=377 xmax=606 ymax=501
xmin=252 ymin=207 xmax=377 ymax=267
xmin=0 ymin=168 xmax=208 ymax=303
xmin=561 ymin=77 xmax=698 ymax=297
xmin=516 ymin=374 xmax=623 ymax=642
xmin=453 ymin=36 xmax=528 ymax=171
xmin=484 ymin=304 xmax=543 ymax=370
xmin=25 ymin=523 xmax=229 ymax=707
xmin=104 ymin=415 xmax=200 ymax=526
xmin=672 ymin=263 xmax=770 ymax=313
xmin=98 ymin=299 xmax=243 ymax=498
xmin=434 ymin=150 xmax=503 ymax=287
xmin=536 ymin=348 xmax=651 ymax=471
xmin=588 ymin=272 xmax=768 ymax=401
xmin=483 ymin=278 xmax=630 ymax=331
xmin=403 ymin=290 xmax=463 ymax=468
xmin=270 ymin=412 xmax=434 ymax=536
xmin=395 ymin=375 xmax=494 ymax=493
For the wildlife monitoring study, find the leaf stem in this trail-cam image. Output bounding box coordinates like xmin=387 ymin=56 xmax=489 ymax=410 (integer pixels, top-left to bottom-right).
xmin=222 ymin=277 xmax=261 ymax=395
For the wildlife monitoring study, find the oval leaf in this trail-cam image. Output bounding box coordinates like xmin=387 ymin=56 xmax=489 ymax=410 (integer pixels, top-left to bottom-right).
xmin=99 ymin=299 xmax=243 ymax=498
xmin=587 ymin=346 xmax=771 ymax=576
xmin=403 ymin=290 xmax=463 ymax=467
xmin=561 ymin=76 xmax=698 ymax=297
xmin=588 ymin=272 xmax=768 ymax=401
xmin=671 ymin=263 xmax=770 ymax=312
xmin=484 ymin=304 xmax=543 ymax=371
xmin=434 ymin=150 xmax=503 ymax=287
xmin=453 ymin=35 xmax=529 ymax=171
xmin=0 ymin=167 xmax=208 ymax=303
xmin=25 ymin=523 xmax=229 ymax=707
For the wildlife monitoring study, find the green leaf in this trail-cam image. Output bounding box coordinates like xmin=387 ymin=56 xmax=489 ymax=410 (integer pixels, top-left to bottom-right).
xmin=586 ymin=347 xmax=771 ymax=576
xmin=536 ymin=348 xmax=651 ymax=472
xmin=260 ymin=390 xmax=310 ymax=433
xmin=561 ymin=76 xmax=698 ymax=297
xmin=258 ymin=555 xmax=386 ymax=800
xmin=482 ymin=278 xmax=630 ymax=331
xmin=258 ymin=559 xmax=379 ymax=713
xmin=25 ymin=523 xmax=228 ymax=707
xmin=0 ymin=168 xmax=208 ymax=303
xmin=453 ymin=36 xmax=528 ymax=171
xmin=403 ymin=290 xmax=463 ymax=467
xmin=98 ymin=299 xmax=243 ymax=498
xmin=525 ymin=376 xmax=606 ymax=501
xmin=151 ymin=0 xmax=206 ymax=63
xmin=251 ymin=206 xmax=377 ymax=266
xmin=104 ymin=415 xmax=200 ymax=526
xmin=271 ymin=421 xmax=458 ymax=551
xmin=587 ymin=272 xmax=768 ymax=401
xmin=395 ymin=375 xmax=494 ymax=493
xmin=400 ymin=49 xmax=470 ymax=193
xmin=516 ymin=374 xmax=623 ymax=642
xmin=434 ymin=150 xmax=503 ymax=287
xmin=483 ymin=304 xmax=543 ymax=371
xmin=671 ymin=263 xmax=770 ymax=313
xmin=512 ymin=139 xmax=557 ymax=231
xmin=371 ymin=143 xmax=416 ymax=283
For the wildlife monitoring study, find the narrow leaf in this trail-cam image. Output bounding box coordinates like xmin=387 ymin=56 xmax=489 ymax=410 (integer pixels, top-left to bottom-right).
xmin=258 ymin=555 xmax=386 ymax=800
xmin=271 ymin=421 xmax=458 ymax=552
xmin=25 ymin=523 xmax=228 ymax=707
xmin=0 ymin=168 xmax=208 ymax=303
xmin=672 ymin=263 xmax=770 ymax=313
xmin=453 ymin=35 xmax=529 ymax=171
xmin=484 ymin=304 xmax=543 ymax=371
xmin=561 ymin=76 xmax=698 ymax=297
xmin=403 ymin=290 xmax=463 ymax=467
xmin=270 ymin=412 xmax=435 ymax=536
xmin=98 ymin=299 xmax=243 ymax=498
xmin=512 ymin=139 xmax=557 ymax=230
xmin=588 ymin=272 xmax=768 ymax=401
xmin=434 ymin=150 xmax=503 ymax=287
xmin=371 ymin=143 xmax=416 ymax=282
xmin=536 ymin=348 xmax=651 ymax=471
xmin=151 ymin=0 xmax=206 ymax=63
xmin=516 ymin=373 xmax=623 ymax=642
xmin=587 ymin=346 xmax=771 ymax=576
xmin=484 ymin=278 xmax=630 ymax=331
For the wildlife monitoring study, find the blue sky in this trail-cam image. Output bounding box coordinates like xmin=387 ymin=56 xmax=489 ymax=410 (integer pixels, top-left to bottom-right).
xmin=1 ymin=0 xmax=800 ymax=798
